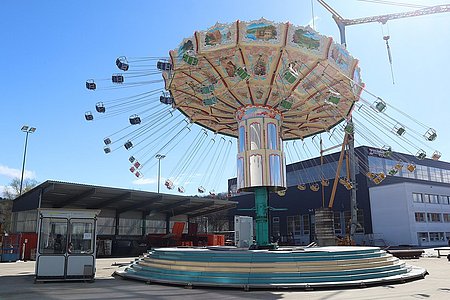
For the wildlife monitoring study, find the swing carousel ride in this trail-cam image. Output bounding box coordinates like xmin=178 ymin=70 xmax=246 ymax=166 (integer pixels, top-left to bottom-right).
xmin=85 ymin=19 xmax=438 ymax=288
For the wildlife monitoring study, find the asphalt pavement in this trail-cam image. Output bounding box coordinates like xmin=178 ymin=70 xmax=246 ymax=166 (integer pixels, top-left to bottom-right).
xmin=0 ymin=249 xmax=449 ymax=300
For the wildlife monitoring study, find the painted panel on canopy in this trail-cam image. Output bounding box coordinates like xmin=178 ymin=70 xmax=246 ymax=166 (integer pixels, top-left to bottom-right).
xmin=197 ymin=22 xmax=237 ymax=53
xmin=328 ymin=43 xmax=356 ymax=77
xmin=239 ymin=19 xmax=286 ymax=46
xmin=241 ymin=45 xmax=278 ymax=81
xmin=171 ymin=38 xmax=198 ymax=65
xmin=351 ymin=65 xmax=364 ymax=99
xmin=286 ymin=24 xmax=331 ymax=59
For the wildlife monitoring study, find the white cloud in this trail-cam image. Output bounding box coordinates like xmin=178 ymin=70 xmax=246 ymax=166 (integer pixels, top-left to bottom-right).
xmin=133 ymin=177 xmax=157 ymax=185
xmin=0 ymin=185 xmax=14 ymax=197
xmin=0 ymin=165 xmax=36 ymax=180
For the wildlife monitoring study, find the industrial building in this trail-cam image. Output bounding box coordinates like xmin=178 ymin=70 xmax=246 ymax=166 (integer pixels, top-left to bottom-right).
xmin=6 ymin=181 xmax=236 ymax=260
xmin=229 ymin=146 xmax=450 ymax=247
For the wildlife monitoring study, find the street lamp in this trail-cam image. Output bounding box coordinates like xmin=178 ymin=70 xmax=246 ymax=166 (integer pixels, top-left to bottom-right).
xmin=19 ymin=125 xmax=36 ymax=196
xmin=155 ymin=154 xmax=166 ymax=193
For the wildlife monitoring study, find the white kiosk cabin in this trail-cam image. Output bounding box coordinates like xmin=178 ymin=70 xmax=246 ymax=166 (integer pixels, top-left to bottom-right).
xmin=35 ymin=209 xmax=100 ymax=282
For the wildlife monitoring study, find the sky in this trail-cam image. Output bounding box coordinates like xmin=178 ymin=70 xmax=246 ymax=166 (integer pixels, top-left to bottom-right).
xmin=1 ymin=0 xmax=449 ymax=196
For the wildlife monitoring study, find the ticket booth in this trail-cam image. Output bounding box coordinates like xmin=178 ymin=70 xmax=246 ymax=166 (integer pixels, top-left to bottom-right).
xmin=35 ymin=209 xmax=100 ymax=282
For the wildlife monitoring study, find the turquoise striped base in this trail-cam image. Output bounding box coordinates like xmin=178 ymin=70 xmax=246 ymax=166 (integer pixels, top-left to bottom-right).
xmin=115 ymin=246 xmax=427 ymax=289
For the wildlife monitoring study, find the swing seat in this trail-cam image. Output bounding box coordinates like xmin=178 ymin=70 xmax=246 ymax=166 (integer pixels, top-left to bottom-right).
xmin=165 ymin=179 xmax=174 ymax=190
xmin=201 ymin=85 xmax=215 ymax=94
xmin=297 ymin=184 xmax=306 ymax=191
xmin=112 ymin=74 xmax=124 ymax=84
xmin=424 ymin=128 xmax=437 ymax=141
xmin=235 ymin=67 xmax=250 ymax=81
xmin=182 ymin=53 xmax=198 ymax=65
xmin=283 ymin=68 xmax=298 ymax=84
xmin=416 ymin=150 xmax=426 ymax=160
xmin=86 ymin=80 xmax=96 ymax=90
xmin=116 ymin=57 xmax=129 ymax=71
xmin=280 ymin=98 xmax=293 ymax=110
xmin=124 ymin=141 xmax=133 ymax=150
xmin=157 ymin=61 xmax=172 ymax=71
xmin=96 ymin=102 xmax=106 ymax=113
xmin=432 ymin=151 xmax=441 ymax=161
xmin=85 ymin=112 xmax=94 ymax=121
xmin=407 ymin=163 xmax=416 ymax=172
xmin=129 ymin=114 xmax=141 ymax=125
xmin=203 ymin=97 xmax=217 ymax=106
xmin=310 ymin=183 xmax=320 ymax=192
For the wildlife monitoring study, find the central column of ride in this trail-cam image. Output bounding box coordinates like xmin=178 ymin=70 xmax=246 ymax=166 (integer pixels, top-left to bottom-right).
xmin=236 ymin=106 xmax=287 ymax=247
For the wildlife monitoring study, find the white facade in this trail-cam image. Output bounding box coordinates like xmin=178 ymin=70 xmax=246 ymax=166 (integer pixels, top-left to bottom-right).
xmin=370 ymin=182 xmax=450 ymax=246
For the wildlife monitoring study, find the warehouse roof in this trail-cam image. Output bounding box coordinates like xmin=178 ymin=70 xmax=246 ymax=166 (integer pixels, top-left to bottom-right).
xmin=13 ymin=180 xmax=236 ymax=218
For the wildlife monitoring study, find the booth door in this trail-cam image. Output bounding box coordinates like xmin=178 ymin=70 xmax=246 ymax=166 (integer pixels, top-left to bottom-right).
xmin=66 ymin=218 xmax=96 ymax=278
xmin=36 ymin=217 xmax=96 ymax=280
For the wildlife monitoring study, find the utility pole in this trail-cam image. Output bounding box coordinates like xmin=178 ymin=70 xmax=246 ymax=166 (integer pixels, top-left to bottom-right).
xmin=19 ymin=125 xmax=36 ymax=196
xmin=155 ymin=154 xmax=165 ymax=193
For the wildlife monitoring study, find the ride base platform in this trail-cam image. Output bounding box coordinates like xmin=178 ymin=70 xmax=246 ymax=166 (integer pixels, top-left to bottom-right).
xmin=115 ymin=246 xmax=427 ymax=290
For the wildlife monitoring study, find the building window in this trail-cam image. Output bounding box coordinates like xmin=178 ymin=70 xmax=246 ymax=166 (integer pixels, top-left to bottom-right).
xmin=412 ymin=193 xmax=423 ymax=203
xmin=415 ymin=212 xmax=426 ymax=222
xmin=417 ymin=232 xmax=429 ymax=243
xmin=302 ymin=215 xmax=310 ymax=235
xmin=415 ymin=165 xmax=429 ymax=181
xmin=97 ymin=217 xmax=115 ymax=235
xmin=429 ymin=167 xmax=442 ymax=182
xmin=343 ymin=210 xmax=364 ymax=233
xmin=423 ymin=194 xmax=439 ymax=204
xmin=145 ymin=219 xmax=166 ymax=234
xmin=287 ymin=215 xmax=301 ymax=236
xmin=272 ymin=216 xmax=280 ymax=237
xmin=368 ymin=156 xmax=385 ymax=173
xmin=429 ymin=232 xmax=445 ymax=242
xmin=334 ymin=212 xmax=342 ymax=234
xmin=428 ymin=194 xmax=439 ymax=204
xmin=442 ymin=169 xmax=450 ymax=184
xmin=427 ymin=213 xmax=442 ymax=222
xmin=443 ymin=214 xmax=450 ymax=223
xmin=440 ymin=195 xmax=450 ymax=205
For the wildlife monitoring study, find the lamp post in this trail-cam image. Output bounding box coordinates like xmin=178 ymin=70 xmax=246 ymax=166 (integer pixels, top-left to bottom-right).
xmin=155 ymin=154 xmax=166 ymax=193
xmin=19 ymin=125 xmax=36 ymax=196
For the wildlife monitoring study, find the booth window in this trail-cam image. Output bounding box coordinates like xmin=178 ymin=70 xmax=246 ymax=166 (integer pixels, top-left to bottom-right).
xmin=69 ymin=219 xmax=95 ymax=254
xmin=39 ymin=218 xmax=68 ymax=254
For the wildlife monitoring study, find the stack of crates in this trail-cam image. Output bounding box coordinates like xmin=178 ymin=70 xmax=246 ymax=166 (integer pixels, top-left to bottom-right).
xmin=1 ymin=234 xmax=20 ymax=262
